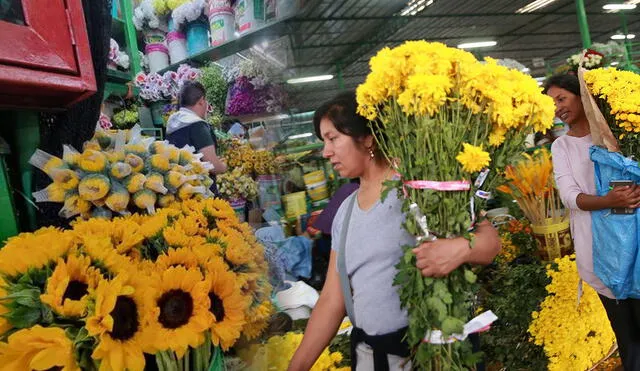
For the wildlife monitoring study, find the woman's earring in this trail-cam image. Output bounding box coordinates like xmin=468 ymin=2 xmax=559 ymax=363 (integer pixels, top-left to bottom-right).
xmin=369 ymin=148 xmax=375 ymax=159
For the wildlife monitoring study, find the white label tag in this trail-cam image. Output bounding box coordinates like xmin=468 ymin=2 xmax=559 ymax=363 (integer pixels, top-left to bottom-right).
xmin=423 ymin=311 xmax=498 ymax=344
xmin=474 ymin=169 xmax=490 ymax=188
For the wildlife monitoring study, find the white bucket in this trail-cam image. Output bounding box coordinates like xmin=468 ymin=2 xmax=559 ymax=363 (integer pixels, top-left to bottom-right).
xmin=209 ymin=11 xmax=236 ymax=46
xmin=234 ymin=0 xmax=261 ymax=35
xmin=166 ymin=31 xmax=187 ymax=64
xmin=145 ymin=43 xmax=169 ymax=73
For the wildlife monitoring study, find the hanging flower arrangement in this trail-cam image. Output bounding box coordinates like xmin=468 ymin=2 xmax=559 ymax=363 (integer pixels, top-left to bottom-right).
xmin=135 ymin=64 xmax=201 ymax=103
xmin=0 ymin=198 xmax=273 ymax=370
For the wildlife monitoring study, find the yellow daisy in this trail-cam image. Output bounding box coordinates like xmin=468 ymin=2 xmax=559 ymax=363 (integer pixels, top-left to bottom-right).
xmin=456 ymin=143 xmax=491 ymax=173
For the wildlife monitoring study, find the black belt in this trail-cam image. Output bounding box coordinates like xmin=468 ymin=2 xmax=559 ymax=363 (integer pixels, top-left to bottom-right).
xmin=350 ymin=326 xmax=410 ymax=371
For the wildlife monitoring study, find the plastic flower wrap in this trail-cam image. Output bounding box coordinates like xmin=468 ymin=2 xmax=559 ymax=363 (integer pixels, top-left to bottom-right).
xmin=109 ymin=38 xmax=130 ymax=70
xmin=356 ymin=41 xmax=554 ymax=369
xmin=529 ymin=255 xmax=616 ymax=371
xmin=29 ymin=125 xmax=215 ymax=218
xmin=133 ymin=0 xmax=164 ymax=30
xmin=584 ymin=67 xmax=640 ymax=157
xmin=112 ymin=106 xmax=140 ymax=129
xmin=135 ymin=64 xmax=201 ymax=102
xmin=172 ymin=0 xmax=207 ymax=27
xmin=0 ymin=198 xmax=273 ymax=370
xmin=217 ymin=167 xmax=258 ymax=201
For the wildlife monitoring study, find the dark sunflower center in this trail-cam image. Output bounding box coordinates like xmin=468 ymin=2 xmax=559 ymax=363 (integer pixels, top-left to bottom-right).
xmin=63 ymin=280 xmax=88 ymax=301
xmin=208 ymin=292 xmax=225 ymax=322
xmin=158 ymin=289 xmax=193 ymax=329
xmin=109 ymin=296 xmax=139 ymax=341
xmin=44 ymin=367 xmax=62 ymax=371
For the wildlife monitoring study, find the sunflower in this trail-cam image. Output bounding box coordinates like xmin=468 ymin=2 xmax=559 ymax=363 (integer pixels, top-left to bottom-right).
xmin=191 ymin=242 xmax=224 ymax=265
xmin=145 ymin=267 xmax=213 ymax=358
xmin=155 ymin=247 xmax=200 ymax=271
xmin=40 ymin=254 xmax=102 ymax=317
xmin=242 ymin=301 xmax=274 ymax=340
xmin=0 ymin=325 xmax=79 ymax=371
xmin=203 ymin=259 xmax=248 ymax=351
xmin=0 ymin=278 xmax=12 ymax=337
xmin=86 ymin=275 xmax=148 ymax=371
xmin=162 ymin=224 xmax=193 ymax=248
xmin=81 ymin=237 xmax=135 ymax=276
xmin=0 ymin=228 xmax=72 ymax=277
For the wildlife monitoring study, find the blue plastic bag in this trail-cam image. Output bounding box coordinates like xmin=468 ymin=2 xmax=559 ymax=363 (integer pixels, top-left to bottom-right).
xmin=590 ymin=145 xmax=640 ymax=299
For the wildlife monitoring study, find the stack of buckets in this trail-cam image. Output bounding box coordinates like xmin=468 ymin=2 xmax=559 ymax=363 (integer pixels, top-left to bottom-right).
xmin=303 ymin=170 xmax=329 ymax=208
xmin=209 ymin=1 xmax=236 ymax=46
xmin=144 ymin=30 xmax=169 ymax=73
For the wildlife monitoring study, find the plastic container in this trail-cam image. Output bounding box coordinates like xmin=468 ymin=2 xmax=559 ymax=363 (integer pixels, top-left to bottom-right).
xmin=149 ymin=100 xmax=169 ymax=127
xmin=234 ymin=0 xmax=260 ymax=35
xmin=166 ymin=31 xmax=188 ymax=64
xmin=531 ymin=218 xmax=573 ymax=261
xmin=257 ymin=174 xmax=281 ymax=210
xmin=143 ymin=29 xmax=166 ymax=44
xmin=229 ymin=198 xmax=247 ymax=222
xmin=303 ymin=170 xmax=325 ymax=186
xmin=145 ymin=43 xmax=169 ymax=73
xmin=209 ymin=10 xmax=235 ymax=46
xmin=282 ymin=191 xmax=307 ymax=219
xmin=306 ymin=180 xmax=328 ymax=202
xmin=185 ymin=20 xmax=210 ymax=56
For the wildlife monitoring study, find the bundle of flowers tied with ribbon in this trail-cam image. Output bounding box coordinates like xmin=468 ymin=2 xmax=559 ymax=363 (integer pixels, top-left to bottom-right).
xmin=0 ymin=198 xmax=273 ymax=370
xmin=356 ymin=41 xmax=554 ymax=369
xmin=578 ymin=56 xmax=640 ymax=299
xmin=497 ymin=148 xmax=572 ymax=261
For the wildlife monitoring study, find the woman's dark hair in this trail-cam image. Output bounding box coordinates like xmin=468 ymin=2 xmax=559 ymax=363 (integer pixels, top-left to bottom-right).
xmin=313 ymin=91 xmax=372 ymax=140
xmin=179 ymin=81 xmax=206 ymax=107
xmin=543 ymin=74 xmax=580 ymax=96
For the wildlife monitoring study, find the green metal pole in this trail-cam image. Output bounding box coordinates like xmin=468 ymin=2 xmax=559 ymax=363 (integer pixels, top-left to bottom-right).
xmin=122 ymin=0 xmax=142 ymax=76
xmin=575 ymin=0 xmax=591 ymax=48
xmin=336 ymin=62 xmax=344 ymax=90
xmin=13 ymin=112 xmax=40 ymax=231
xmin=620 ymin=11 xmax=633 ymax=67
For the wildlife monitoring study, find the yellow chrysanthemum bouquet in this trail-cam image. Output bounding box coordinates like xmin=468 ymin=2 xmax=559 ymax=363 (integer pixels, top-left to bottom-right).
xmin=0 ymin=199 xmax=273 ymax=370
xmin=528 ymin=255 xmax=616 ymax=371
xmin=30 ymin=125 xmax=215 ymax=219
xmin=356 ymin=41 xmax=554 ymax=369
xmin=217 ymin=167 xmax=259 ymax=201
xmin=584 ymin=67 xmax=640 ymax=157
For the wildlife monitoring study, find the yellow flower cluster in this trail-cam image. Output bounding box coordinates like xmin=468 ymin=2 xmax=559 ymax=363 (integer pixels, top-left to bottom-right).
xmin=29 ymin=125 xmax=215 ymax=219
xmin=223 ymin=139 xmax=279 ymax=175
xmin=528 ymin=255 xmax=616 ymax=371
xmin=497 ymin=148 xmax=563 ymax=225
xmin=497 ymin=233 xmax=518 ymax=264
xmin=0 ymin=199 xmax=273 ymax=371
xmin=238 ymin=332 xmax=348 ymax=371
xmin=217 ymin=166 xmax=259 ymax=201
xmin=584 ymin=68 xmax=640 ymax=136
xmin=456 ymin=143 xmax=491 ymax=173
xmin=356 ymin=41 xmax=554 ymax=145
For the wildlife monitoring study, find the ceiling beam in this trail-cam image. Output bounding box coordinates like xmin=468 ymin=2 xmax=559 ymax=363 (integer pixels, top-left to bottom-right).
xmin=290 ymin=11 xmax=612 ymax=22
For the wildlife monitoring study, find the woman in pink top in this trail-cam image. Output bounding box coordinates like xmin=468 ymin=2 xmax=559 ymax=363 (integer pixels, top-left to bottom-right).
xmin=545 ymin=74 xmax=640 ymax=370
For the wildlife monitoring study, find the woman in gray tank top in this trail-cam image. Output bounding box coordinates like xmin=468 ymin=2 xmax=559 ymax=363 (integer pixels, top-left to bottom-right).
xmin=288 ymin=92 xmax=501 ymax=371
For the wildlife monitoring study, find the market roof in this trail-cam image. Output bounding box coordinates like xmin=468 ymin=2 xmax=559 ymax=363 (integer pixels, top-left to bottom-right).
xmin=269 ymin=0 xmax=640 ymax=112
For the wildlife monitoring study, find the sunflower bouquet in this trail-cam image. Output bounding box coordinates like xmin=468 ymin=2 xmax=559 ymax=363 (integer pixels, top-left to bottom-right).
xmin=223 ymin=139 xmax=279 ymax=175
xmin=29 ymin=125 xmax=215 ymax=219
xmin=583 ymin=67 xmax=640 ymax=158
xmin=356 ymin=41 xmax=554 ymax=369
xmin=0 ymin=198 xmax=273 ymax=370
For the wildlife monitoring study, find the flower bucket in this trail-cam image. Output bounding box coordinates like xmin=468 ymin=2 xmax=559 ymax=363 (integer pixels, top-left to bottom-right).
xmin=257 ymin=174 xmax=281 ymax=210
xmin=145 ymin=43 xmax=169 ymax=73
xmin=306 ymin=180 xmax=329 ymax=202
xmin=143 ymin=28 xmax=166 ymax=44
xmin=209 ymin=10 xmax=235 ymax=46
xmin=234 ymin=0 xmax=261 ymax=35
xmin=186 ymin=20 xmax=210 ymax=56
xmin=229 ymin=198 xmax=247 ymax=222
xmin=149 ymin=100 xmax=169 ymax=127
xmin=531 ymin=218 xmax=574 ymax=261
xmin=166 ymin=31 xmax=188 ymax=64
xmin=282 ymin=191 xmax=307 ymax=219
xmin=302 ymin=170 xmax=325 ymax=187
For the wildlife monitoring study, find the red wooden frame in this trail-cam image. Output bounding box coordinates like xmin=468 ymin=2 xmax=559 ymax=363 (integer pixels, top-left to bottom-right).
xmin=0 ymin=0 xmax=96 ymax=109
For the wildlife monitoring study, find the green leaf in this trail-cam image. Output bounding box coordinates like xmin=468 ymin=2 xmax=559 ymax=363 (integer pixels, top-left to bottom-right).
xmin=8 ymin=305 xmax=41 ymax=328
xmin=426 ymin=297 xmax=447 ymax=322
xmin=441 ymin=316 xmax=465 ymax=336
xmin=464 ymin=269 xmax=477 ymax=284
xmin=7 ymin=288 xmax=41 ymax=308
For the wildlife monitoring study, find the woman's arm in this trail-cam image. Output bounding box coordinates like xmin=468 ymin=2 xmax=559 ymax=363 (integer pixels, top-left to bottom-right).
xmin=413 ymin=219 xmax=500 ymax=277
xmin=576 ymin=186 xmax=640 ymax=211
xmin=288 ymin=250 xmax=346 ymax=371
